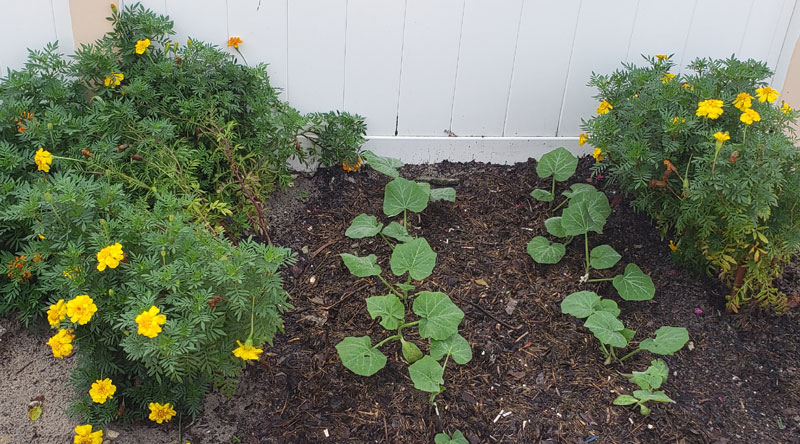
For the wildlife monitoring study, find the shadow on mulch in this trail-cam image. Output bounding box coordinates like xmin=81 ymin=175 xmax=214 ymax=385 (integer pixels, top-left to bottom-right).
xmin=191 ymin=157 xmax=800 ymax=444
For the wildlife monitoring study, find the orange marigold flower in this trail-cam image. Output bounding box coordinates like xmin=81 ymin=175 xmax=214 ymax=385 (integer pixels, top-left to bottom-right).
xmin=227 ymin=36 xmax=243 ymax=49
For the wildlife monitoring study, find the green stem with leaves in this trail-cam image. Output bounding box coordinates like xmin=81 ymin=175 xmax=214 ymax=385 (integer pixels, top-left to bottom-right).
xmin=618 ymin=347 xmax=643 ymax=363
xmin=377 ymin=274 xmax=403 ymax=299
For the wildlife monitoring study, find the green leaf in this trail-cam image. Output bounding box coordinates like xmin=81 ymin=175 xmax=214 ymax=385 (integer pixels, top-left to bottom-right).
xmin=383 ymin=177 xmax=430 ymax=216
xmin=639 ymin=326 xmax=689 ymax=355
xmin=434 ymin=431 xmax=469 ymax=444
xmin=413 ymin=291 xmax=465 ymax=340
xmin=396 ymin=282 xmax=416 ymax=292
xmin=561 ymin=291 xmax=601 ymax=318
xmin=408 ymin=355 xmax=445 ymax=393
xmin=590 ymin=245 xmax=622 ymax=270
xmin=336 ymin=336 xmax=387 ymax=376
xmin=562 ymin=183 xmax=597 ymax=199
xmin=640 ymin=404 xmax=651 ymax=416
xmin=363 ymin=150 xmax=404 ymax=178
xmin=612 ymin=263 xmax=655 ymax=301
xmin=633 ymin=390 xmax=674 ymax=404
xmin=621 ymin=328 xmax=637 ymax=343
xmin=340 ymin=253 xmax=381 ymax=277
xmin=381 ymin=221 xmax=414 ymax=243
xmin=27 ymin=404 xmax=42 ymax=421
xmin=345 ymin=214 xmax=384 ymax=239
xmin=526 ymin=236 xmax=566 ymax=264
xmin=544 ymin=217 xmax=566 ymax=238
xmin=401 ymin=339 xmax=423 ymax=363
xmin=594 ymin=299 xmax=621 ymax=317
xmin=430 ymin=187 xmax=456 ymax=202
xmin=366 ymin=295 xmax=405 ymax=330
xmin=560 ymin=200 xmax=592 ymax=236
xmin=584 ymin=311 xmax=628 ymax=348
xmin=613 ymin=395 xmax=639 ymax=406
xmin=631 ymin=359 xmax=669 ymax=390
xmin=390 ymin=238 xmax=437 ymax=280
xmin=571 ymin=190 xmax=611 ymax=233
xmin=530 ymin=189 xmax=554 ymax=202
xmin=536 ymin=147 xmax=578 ymax=181
xmin=430 ymin=333 xmax=472 ymax=364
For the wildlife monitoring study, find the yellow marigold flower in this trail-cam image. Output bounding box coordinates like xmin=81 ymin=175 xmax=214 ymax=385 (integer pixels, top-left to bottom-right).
xmin=740 ymin=108 xmax=761 ymax=125
xmin=578 ymin=133 xmax=589 ymax=146
xmin=668 ymin=240 xmax=679 ymax=252
xmin=696 ymin=99 xmax=724 ymax=119
xmin=227 ymin=36 xmax=243 ymax=49
xmin=596 ymin=100 xmax=613 ymax=115
xmin=661 ymin=73 xmax=675 ymax=83
xmin=592 ymin=148 xmax=604 ymax=163
xmin=47 ymin=329 xmax=74 ymax=359
xmin=74 ymin=424 xmax=103 ymax=444
xmin=755 ymin=86 xmax=779 ymax=103
xmin=148 ymin=402 xmax=176 ymax=424
xmin=135 ymin=38 xmax=151 ymax=55
xmin=89 ymin=378 xmax=116 ymax=404
xmin=713 ymin=131 xmax=730 ymax=143
xmin=96 ymin=243 xmax=124 ymax=271
xmin=655 ymin=54 xmax=669 ymax=61
xmin=682 ymin=82 xmax=694 ymax=91
xmin=232 ymin=339 xmax=263 ymax=361
xmin=732 ymin=92 xmax=753 ymax=111
xmin=781 ymin=101 xmax=793 ymax=114
xmin=135 ymin=306 xmax=167 ymax=338
xmin=37 ymin=233 xmax=45 ymax=240
xmin=104 ymin=72 xmax=124 ymax=88
xmin=342 ymin=157 xmax=363 ymax=172
xmin=47 ymin=299 xmax=67 ymax=328
xmin=671 ymin=117 xmax=685 ymax=125
xmin=67 ymin=295 xmax=97 ymax=325
xmin=34 ymin=148 xmax=53 ymax=172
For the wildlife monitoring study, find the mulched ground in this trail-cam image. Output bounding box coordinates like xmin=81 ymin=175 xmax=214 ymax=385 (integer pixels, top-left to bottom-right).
xmin=190 ymin=157 xmax=800 ymax=444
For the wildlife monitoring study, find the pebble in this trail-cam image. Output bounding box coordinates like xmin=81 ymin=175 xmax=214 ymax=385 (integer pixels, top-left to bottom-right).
xmin=106 ymin=429 xmax=120 ymax=440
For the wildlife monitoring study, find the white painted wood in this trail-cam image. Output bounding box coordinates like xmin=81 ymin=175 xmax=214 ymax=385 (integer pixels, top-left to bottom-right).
xmin=343 ymin=0 xmax=406 ymax=135
xmin=163 ymin=0 xmax=228 ymax=48
xmin=504 ymin=0 xmax=580 ymax=137
xmin=682 ymin=0 xmax=754 ymax=64
xmin=626 ymin=0 xmax=697 ymax=68
xmin=396 ymin=0 xmax=465 ymax=136
xmin=227 ymin=0 xmax=289 ymax=100
xmin=122 ymin=0 xmax=169 ymax=22
xmin=450 ymin=0 xmax=523 ymax=136
xmin=772 ymin=0 xmax=800 ymax=91
xmin=0 ymin=0 xmax=57 ymax=72
xmin=286 ymin=0 xmax=347 ymax=112
xmin=739 ymin=0 xmax=785 ymax=66
xmin=52 ymin=0 xmax=75 ymax=54
xmin=557 ymin=1 xmax=639 ymax=136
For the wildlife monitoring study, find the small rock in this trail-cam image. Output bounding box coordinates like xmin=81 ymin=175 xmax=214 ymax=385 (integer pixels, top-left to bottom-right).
xmin=688 ymin=341 xmax=695 ymax=351
xmin=0 ymin=323 xmax=6 ymax=339
xmin=505 ymin=298 xmax=518 ymax=315
xmin=106 ymin=429 xmax=119 ymax=440
xmin=301 ymin=246 xmax=310 ymax=254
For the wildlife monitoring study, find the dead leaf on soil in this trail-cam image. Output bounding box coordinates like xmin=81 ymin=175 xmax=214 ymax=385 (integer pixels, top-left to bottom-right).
xmin=473 ymin=278 xmax=489 ymax=287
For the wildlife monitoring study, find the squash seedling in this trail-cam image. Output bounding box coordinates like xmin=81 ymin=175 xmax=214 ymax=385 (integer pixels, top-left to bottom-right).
xmin=434 ymin=430 xmax=469 ymax=444
xmin=614 ymin=359 xmax=675 ymax=415
xmin=336 ymin=151 xmax=470 ymax=402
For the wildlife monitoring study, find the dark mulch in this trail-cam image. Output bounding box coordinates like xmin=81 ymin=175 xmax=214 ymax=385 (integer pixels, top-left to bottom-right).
xmin=192 ymin=157 xmax=800 ymax=444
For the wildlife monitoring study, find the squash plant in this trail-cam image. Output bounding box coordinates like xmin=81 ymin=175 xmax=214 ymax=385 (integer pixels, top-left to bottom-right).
xmin=614 ymin=359 xmax=675 ymax=416
xmin=335 ymin=151 xmax=470 ymax=402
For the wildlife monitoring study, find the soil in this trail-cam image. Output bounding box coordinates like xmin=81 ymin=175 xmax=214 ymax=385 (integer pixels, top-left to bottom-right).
xmin=2 ymin=157 xmax=799 ymax=443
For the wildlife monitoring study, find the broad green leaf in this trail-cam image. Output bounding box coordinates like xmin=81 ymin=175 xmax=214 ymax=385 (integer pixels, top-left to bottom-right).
xmin=430 ymin=187 xmax=456 ymax=202
xmin=336 ymin=336 xmax=387 ymax=376
xmin=593 ymin=299 xmax=621 ymax=317
xmin=640 ymin=404 xmax=651 ymax=416
xmin=526 ymin=236 xmax=566 ymax=264
xmin=366 ymin=295 xmax=404 ymax=330
xmin=345 ymin=214 xmax=384 ymax=239
xmin=434 ymin=431 xmax=469 ymax=444
xmin=396 ymin=282 xmax=416 ymax=292
xmin=430 ymin=333 xmax=472 ymax=364
xmin=621 ymin=328 xmax=637 ymax=343
xmin=340 ymin=253 xmax=381 ymax=277
xmin=560 ymin=200 xmax=592 ymax=236
xmin=584 ymin=311 xmax=628 ymax=348
xmin=612 ymin=263 xmax=655 ymax=301
xmin=613 ymin=395 xmax=639 ymax=406
xmin=530 ymin=189 xmax=554 ymax=202
xmin=638 ymin=326 xmax=689 ymax=355
xmin=633 ymin=390 xmax=674 ymax=404
xmin=390 ymin=238 xmax=437 ymax=280
xmin=408 ymin=355 xmax=445 ymax=393
xmin=536 ymin=147 xmax=578 ymax=181
xmin=561 ymin=291 xmax=601 ymax=318
xmin=27 ymin=404 xmax=42 ymax=421
xmin=631 ymin=359 xmax=669 ymax=390
xmin=544 ymin=217 xmax=566 ymax=238
xmin=590 ymin=244 xmax=622 ymax=270
xmin=571 ymin=190 xmax=611 ymax=233
xmin=383 ymin=177 xmax=430 ymax=216
xmin=401 ymin=339 xmax=423 ymax=363
xmin=381 ymin=221 xmax=414 ymax=243
xmin=413 ymin=291 xmax=465 ymax=340
xmin=562 ymin=183 xmax=597 ymax=199
xmin=363 ymin=150 xmax=403 ymax=178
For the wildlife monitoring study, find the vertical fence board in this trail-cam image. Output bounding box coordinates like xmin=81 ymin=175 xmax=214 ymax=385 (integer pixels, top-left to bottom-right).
xmin=344 ymin=0 xmax=406 ymax=135
xmin=739 ymin=0 xmax=785 ymax=66
xmin=52 ymin=0 xmax=76 ymax=54
xmin=505 ymin=0 xmax=580 ymax=137
xmin=396 ymin=0 xmax=465 ymax=136
xmin=626 ymin=0 xmax=696 ymax=67
xmin=682 ymin=0 xmax=754 ymax=64
xmin=557 ymin=1 xmax=638 ymax=136
xmin=227 ymin=0 xmax=289 ymax=100
xmin=162 ymin=0 xmax=228 ymax=47
xmin=287 ymin=0 xmax=346 ymax=113
xmin=450 ymin=0 xmax=523 ymax=136
xmin=0 ymin=0 xmax=57 ymax=72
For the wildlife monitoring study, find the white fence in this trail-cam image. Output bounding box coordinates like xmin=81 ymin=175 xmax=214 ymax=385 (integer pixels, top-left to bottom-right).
xmin=3 ymin=0 xmax=800 ymax=163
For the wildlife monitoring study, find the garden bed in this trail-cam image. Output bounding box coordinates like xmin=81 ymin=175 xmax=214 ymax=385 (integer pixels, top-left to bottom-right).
xmin=2 ymin=156 xmax=799 ymax=443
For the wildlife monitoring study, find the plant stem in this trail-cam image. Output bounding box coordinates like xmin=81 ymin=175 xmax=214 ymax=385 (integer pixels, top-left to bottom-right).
xmin=377 ymin=274 xmax=403 ymax=298
xmin=374 ymin=334 xmax=400 ymax=349
xmin=599 ymin=342 xmax=610 ymax=357
xmin=586 ymin=277 xmax=614 ymax=283
xmin=379 ymin=233 xmax=394 ymax=250
xmin=553 ymin=198 xmax=568 ymax=212
xmin=584 ymin=232 xmax=590 ymax=275
xmin=618 ymin=347 xmax=642 ymax=363
xmin=403 ymin=210 xmax=407 ymax=230
xmin=550 ymin=179 xmax=556 ymax=208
